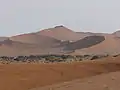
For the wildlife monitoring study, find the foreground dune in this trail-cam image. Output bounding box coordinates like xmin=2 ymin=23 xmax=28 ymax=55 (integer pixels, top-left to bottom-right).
xmin=0 ymin=57 xmax=120 ymax=90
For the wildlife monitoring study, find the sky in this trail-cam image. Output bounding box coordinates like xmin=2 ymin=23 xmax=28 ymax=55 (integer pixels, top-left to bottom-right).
xmin=0 ymin=0 xmax=120 ymax=36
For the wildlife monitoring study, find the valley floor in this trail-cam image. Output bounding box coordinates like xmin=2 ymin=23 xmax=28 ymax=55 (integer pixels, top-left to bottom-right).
xmin=0 ymin=56 xmax=120 ymax=90
xmin=34 ymin=71 xmax=120 ymax=90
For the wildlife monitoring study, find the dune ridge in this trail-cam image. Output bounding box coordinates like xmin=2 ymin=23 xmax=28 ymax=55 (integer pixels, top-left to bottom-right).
xmin=0 ymin=26 xmax=119 ymax=56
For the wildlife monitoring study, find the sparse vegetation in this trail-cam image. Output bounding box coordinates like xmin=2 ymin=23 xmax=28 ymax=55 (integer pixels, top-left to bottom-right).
xmin=0 ymin=54 xmax=111 ymax=64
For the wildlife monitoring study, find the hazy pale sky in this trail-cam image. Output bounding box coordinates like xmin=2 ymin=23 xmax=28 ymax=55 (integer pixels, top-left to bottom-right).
xmin=0 ymin=0 xmax=120 ymax=36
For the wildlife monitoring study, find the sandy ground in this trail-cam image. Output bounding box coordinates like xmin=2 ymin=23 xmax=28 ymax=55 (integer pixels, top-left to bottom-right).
xmin=0 ymin=58 xmax=120 ymax=90
xmin=36 ymin=71 xmax=120 ymax=90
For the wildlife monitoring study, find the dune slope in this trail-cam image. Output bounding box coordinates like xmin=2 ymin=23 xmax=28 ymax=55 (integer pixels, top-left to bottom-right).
xmin=10 ymin=33 xmax=60 ymax=46
xmin=64 ymin=36 xmax=105 ymax=50
xmin=70 ymin=35 xmax=120 ymax=55
xmin=38 ymin=26 xmax=91 ymax=41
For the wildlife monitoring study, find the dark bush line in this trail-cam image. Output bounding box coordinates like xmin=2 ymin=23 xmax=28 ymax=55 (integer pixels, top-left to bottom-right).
xmin=0 ymin=54 xmax=110 ymax=64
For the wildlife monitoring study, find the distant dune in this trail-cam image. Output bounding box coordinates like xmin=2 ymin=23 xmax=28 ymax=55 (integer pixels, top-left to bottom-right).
xmin=37 ymin=26 xmax=91 ymax=41
xmin=10 ymin=33 xmax=60 ymax=46
xmin=64 ymin=36 xmax=105 ymax=50
xmin=0 ymin=38 xmax=62 ymax=56
xmin=0 ymin=39 xmax=41 ymax=56
xmin=70 ymin=34 xmax=120 ymax=55
xmin=0 ymin=26 xmax=119 ymax=56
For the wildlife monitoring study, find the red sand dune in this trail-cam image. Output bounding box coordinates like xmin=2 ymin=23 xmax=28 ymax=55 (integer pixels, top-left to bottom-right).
xmin=0 ymin=39 xmax=41 ymax=56
xmin=64 ymin=36 xmax=105 ymax=50
xmin=0 ymin=38 xmax=62 ymax=56
xmin=0 ymin=26 xmax=119 ymax=56
xmin=37 ymin=26 xmax=91 ymax=41
xmin=10 ymin=33 xmax=60 ymax=46
xmin=70 ymin=34 xmax=120 ymax=55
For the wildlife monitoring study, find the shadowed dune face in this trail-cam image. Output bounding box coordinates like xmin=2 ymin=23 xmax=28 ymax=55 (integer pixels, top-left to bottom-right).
xmin=71 ymin=34 xmax=120 ymax=55
xmin=64 ymin=36 xmax=105 ymax=50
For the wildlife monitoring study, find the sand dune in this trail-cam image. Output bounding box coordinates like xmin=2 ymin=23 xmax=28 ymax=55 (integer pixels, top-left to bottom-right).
xmin=64 ymin=36 xmax=105 ymax=50
xmin=70 ymin=34 xmax=120 ymax=55
xmin=0 ymin=39 xmax=62 ymax=56
xmin=0 ymin=38 xmax=64 ymax=56
xmin=0 ymin=26 xmax=119 ymax=56
xmin=0 ymin=39 xmax=41 ymax=56
xmin=4 ymin=27 xmax=107 ymax=56
xmin=10 ymin=33 xmax=60 ymax=46
xmin=37 ymin=26 xmax=91 ymax=41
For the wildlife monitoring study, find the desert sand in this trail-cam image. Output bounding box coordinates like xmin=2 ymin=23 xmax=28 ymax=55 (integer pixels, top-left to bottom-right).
xmin=0 ymin=56 xmax=120 ymax=90
xmin=37 ymin=71 xmax=120 ymax=90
